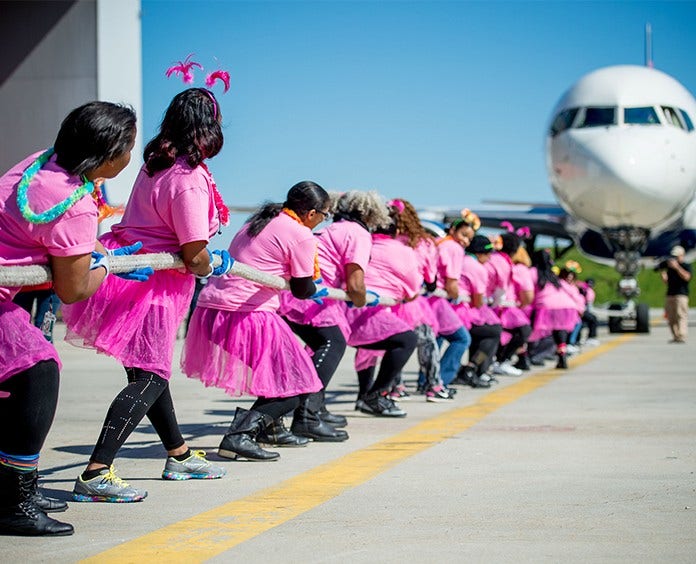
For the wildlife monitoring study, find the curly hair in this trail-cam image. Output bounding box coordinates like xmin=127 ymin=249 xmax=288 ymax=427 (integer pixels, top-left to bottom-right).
xmin=391 ymin=198 xmax=431 ymax=248
xmin=333 ymin=190 xmax=391 ymax=231
xmin=144 ymin=88 xmax=223 ymax=176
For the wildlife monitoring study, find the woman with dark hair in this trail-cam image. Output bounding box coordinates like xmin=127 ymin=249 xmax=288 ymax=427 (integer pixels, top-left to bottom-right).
xmin=63 ymin=88 xmax=231 ymax=503
xmin=183 ymin=181 xmax=331 ymax=461
xmin=528 ymin=250 xmax=584 ymax=369
xmin=486 ymin=232 xmax=534 ymax=375
xmin=454 ymin=234 xmax=501 ymax=388
xmin=0 ymin=101 xmax=139 ymax=535
xmin=425 ymin=215 xmax=476 ymax=390
xmin=279 ymin=191 xmax=391 ymax=433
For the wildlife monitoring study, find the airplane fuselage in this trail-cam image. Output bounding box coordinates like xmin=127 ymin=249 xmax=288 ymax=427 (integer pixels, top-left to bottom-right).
xmin=546 ymin=65 xmax=696 ymax=233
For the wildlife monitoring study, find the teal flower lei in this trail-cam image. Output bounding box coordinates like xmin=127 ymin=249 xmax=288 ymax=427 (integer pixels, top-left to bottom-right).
xmin=16 ymin=148 xmax=95 ymax=224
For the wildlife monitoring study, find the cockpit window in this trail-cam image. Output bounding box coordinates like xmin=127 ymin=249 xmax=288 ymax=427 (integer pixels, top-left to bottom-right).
xmin=662 ymin=106 xmax=685 ymax=129
xmin=624 ymin=107 xmax=659 ymax=125
xmin=679 ymin=108 xmax=694 ymax=132
xmin=549 ymin=108 xmax=579 ymax=137
xmin=578 ymin=107 xmax=616 ymax=128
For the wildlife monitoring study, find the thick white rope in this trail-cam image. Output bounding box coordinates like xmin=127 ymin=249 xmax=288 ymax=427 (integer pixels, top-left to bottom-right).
xmin=0 ymin=252 xmax=399 ymax=306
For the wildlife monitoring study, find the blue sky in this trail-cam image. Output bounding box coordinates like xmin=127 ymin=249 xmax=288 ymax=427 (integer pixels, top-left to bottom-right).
xmin=141 ymin=0 xmax=696 ymax=240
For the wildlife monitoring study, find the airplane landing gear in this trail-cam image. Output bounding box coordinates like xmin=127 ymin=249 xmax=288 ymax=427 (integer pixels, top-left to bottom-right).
xmin=606 ymin=301 xmax=650 ymax=334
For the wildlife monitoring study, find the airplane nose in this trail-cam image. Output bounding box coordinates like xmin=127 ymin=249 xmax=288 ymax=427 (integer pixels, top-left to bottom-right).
xmin=549 ymin=129 xmax=696 ymax=229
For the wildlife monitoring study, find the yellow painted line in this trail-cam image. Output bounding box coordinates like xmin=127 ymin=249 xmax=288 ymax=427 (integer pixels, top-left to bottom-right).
xmin=82 ymin=333 xmax=633 ymax=564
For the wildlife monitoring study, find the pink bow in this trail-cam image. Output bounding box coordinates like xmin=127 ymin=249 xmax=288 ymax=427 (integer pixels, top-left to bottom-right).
xmin=388 ymin=199 xmax=405 ymax=214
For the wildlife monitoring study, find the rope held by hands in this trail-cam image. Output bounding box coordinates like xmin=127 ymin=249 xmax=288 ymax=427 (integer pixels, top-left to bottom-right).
xmin=0 ymin=252 xmax=398 ymax=306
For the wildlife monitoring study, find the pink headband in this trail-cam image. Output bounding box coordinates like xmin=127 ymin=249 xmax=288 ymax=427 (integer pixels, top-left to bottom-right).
xmin=166 ymin=54 xmax=231 ymax=118
xmin=500 ymin=221 xmax=531 ymax=238
xmin=388 ymin=199 xmax=405 ymax=214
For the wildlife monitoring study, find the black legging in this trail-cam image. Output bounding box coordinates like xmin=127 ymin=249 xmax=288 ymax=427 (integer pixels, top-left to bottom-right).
xmin=0 ymin=360 xmax=59 ymax=455
xmin=251 ymin=396 xmax=301 ymax=420
xmin=357 ymin=330 xmax=418 ymax=395
xmin=553 ymin=330 xmax=569 ymax=347
xmin=90 ymin=367 xmax=185 ymax=466
xmin=497 ymin=324 xmax=532 ymax=363
xmin=469 ymin=323 xmax=502 ymax=376
xmin=284 ymin=321 xmax=347 ymax=388
xmin=582 ymin=310 xmax=598 ymax=339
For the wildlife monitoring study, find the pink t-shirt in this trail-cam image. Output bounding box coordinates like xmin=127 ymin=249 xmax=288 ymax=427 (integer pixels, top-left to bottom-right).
xmin=412 ymin=237 xmax=438 ymax=285
xmin=111 ymin=159 xmax=219 ymax=252
xmin=436 ymin=237 xmax=465 ymax=290
xmin=364 ymin=234 xmax=423 ymax=301
xmin=314 ymin=220 xmax=372 ymax=288
xmin=485 ymin=252 xmax=534 ymax=305
xmin=459 ymin=254 xmax=488 ymax=300
xmin=0 ymin=152 xmax=98 ymax=302
xmin=512 ymin=263 xmax=535 ymax=299
xmin=197 ymin=213 xmax=316 ymax=312
xmin=530 ymin=269 xmax=585 ymax=312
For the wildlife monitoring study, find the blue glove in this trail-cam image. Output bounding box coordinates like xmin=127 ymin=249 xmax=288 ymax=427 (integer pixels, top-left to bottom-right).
xmin=310 ymin=286 xmax=329 ymax=305
xmin=106 ymin=241 xmax=143 ymax=257
xmin=115 ymin=267 xmax=154 ymax=282
xmin=211 ymin=249 xmax=234 ymax=276
xmin=90 ymin=251 xmax=110 ymax=275
xmin=104 ymin=241 xmax=153 ymax=282
xmin=365 ymin=290 xmax=380 ymax=307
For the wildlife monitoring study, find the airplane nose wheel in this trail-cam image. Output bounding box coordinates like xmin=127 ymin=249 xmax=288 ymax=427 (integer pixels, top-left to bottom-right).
xmin=607 ymin=301 xmax=650 ymax=333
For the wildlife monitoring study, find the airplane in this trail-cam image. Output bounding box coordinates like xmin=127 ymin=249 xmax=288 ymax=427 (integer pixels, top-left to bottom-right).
xmin=420 ymin=63 xmax=696 ymax=334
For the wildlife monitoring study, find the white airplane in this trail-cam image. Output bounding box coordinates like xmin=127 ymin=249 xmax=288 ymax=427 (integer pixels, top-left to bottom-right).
xmin=422 ymin=63 xmax=696 ymax=333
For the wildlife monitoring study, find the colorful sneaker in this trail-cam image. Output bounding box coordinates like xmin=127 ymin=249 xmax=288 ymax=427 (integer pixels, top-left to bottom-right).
xmin=162 ymin=450 xmax=226 ymax=480
xmin=72 ymin=466 xmax=147 ymax=503
xmin=425 ymin=386 xmax=452 ymax=402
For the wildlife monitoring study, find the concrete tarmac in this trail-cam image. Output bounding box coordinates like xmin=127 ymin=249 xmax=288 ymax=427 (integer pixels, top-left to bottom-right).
xmin=4 ymin=314 xmax=695 ymax=563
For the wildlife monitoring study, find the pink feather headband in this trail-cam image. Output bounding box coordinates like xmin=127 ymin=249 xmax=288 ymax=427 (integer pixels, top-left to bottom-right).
xmin=166 ymin=54 xmax=231 ymax=118
xmin=500 ymin=221 xmax=531 ymax=239
xmin=388 ymin=199 xmax=405 ymax=214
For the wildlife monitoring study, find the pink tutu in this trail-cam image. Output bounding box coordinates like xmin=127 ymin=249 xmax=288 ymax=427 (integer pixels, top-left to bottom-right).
xmin=529 ymin=307 xmax=581 ymax=342
xmin=182 ymin=307 xmax=322 ymax=398
xmin=345 ymin=306 xmax=412 ymax=347
xmin=355 ymin=348 xmax=383 ymax=371
xmin=280 ymin=292 xmax=351 ymax=340
xmin=495 ymin=306 xmax=531 ymax=330
xmin=63 ymin=263 xmax=194 ymax=381
xmin=391 ymin=296 xmax=438 ymax=333
xmin=427 ymin=296 xmax=463 ymax=336
xmin=0 ymin=302 xmax=61 ymax=383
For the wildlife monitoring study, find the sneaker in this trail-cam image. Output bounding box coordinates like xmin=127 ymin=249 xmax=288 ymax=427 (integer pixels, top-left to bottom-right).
xmin=162 ymin=450 xmax=226 ymax=480
xmin=73 ymin=466 xmax=147 ymax=503
xmin=359 ymin=392 xmax=407 ymax=417
xmin=388 ymin=387 xmax=411 ymax=402
xmin=492 ymin=361 xmax=523 ymax=376
xmin=584 ymin=338 xmax=600 ymax=347
xmin=425 ymin=386 xmax=452 ymax=402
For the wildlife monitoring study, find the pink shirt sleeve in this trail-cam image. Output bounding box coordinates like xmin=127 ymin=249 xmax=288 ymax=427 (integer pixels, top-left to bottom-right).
xmin=439 ymin=240 xmax=463 ymax=280
xmin=288 ymin=237 xmax=317 ymax=278
xmin=41 ymin=210 xmax=98 ymax=257
xmin=513 ymin=264 xmax=535 ymax=293
xmin=170 ymin=186 xmax=213 ymax=246
xmin=344 ymin=227 xmax=371 ymax=271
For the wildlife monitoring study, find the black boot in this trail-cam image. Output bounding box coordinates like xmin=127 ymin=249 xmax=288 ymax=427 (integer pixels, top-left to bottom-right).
xmin=32 ymin=490 xmax=68 ymax=513
xmin=218 ymin=408 xmax=280 ymax=461
xmin=291 ymin=399 xmax=349 ymax=442
xmin=318 ymin=405 xmax=347 ymax=428
xmin=455 ymin=365 xmax=491 ymax=389
xmin=0 ymin=466 xmax=73 ymax=536
xmin=514 ymin=353 xmax=531 ymax=371
xmin=257 ymin=417 xmax=309 ymax=447
xmin=556 ymin=353 xmax=568 ymax=369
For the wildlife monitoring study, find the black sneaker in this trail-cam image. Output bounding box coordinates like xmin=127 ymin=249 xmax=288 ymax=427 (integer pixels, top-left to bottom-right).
xmin=359 ymin=392 xmax=407 ymax=417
